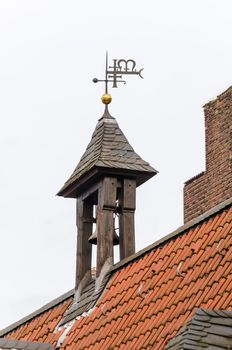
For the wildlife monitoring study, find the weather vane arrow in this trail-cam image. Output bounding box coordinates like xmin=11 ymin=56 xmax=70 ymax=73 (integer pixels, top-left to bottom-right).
xmin=93 ymin=52 xmax=144 ymax=105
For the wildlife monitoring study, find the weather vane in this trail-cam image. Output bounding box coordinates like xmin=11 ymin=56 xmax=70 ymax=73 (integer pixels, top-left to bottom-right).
xmin=93 ymin=52 xmax=144 ymax=105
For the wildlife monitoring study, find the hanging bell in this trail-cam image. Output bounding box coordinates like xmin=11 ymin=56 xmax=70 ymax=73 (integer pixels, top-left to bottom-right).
xmin=113 ymin=229 xmax=120 ymax=245
xmin=88 ymin=226 xmax=120 ymax=245
xmin=88 ymin=226 xmax=98 ymax=245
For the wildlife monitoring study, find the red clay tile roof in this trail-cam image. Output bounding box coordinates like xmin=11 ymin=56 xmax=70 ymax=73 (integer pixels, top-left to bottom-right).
xmin=1 ymin=198 xmax=232 ymax=350
xmin=0 ymin=292 xmax=74 ymax=347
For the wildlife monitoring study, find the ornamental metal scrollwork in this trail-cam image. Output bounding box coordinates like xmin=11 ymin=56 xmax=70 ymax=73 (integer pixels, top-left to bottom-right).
xmin=93 ymin=53 xmax=144 ymax=92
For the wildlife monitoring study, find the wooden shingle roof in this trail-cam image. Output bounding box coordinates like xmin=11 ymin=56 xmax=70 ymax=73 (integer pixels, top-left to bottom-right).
xmin=57 ymin=107 xmax=157 ymax=197
xmin=59 ymin=271 xmax=111 ymax=326
xmin=0 ymin=338 xmax=55 ymax=350
xmin=165 ymin=308 xmax=232 ymax=350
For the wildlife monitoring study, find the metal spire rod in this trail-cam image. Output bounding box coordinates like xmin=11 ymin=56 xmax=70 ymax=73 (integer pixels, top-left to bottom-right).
xmin=105 ymin=51 xmax=108 ymax=94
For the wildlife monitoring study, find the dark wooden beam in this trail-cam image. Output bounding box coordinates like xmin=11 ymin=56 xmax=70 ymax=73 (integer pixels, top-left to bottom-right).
xmin=96 ymin=177 xmax=117 ymax=277
xmin=75 ymin=196 xmax=93 ymax=290
xmin=119 ymin=179 xmax=136 ymax=260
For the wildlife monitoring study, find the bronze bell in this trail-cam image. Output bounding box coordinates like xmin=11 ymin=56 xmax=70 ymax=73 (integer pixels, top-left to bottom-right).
xmin=113 ymin=229 xmax=120 ymax=245
xmin=88 ymin=227 xmax=98 ymax=245
xmin=88 ymin=226 xmax=120 ymax=245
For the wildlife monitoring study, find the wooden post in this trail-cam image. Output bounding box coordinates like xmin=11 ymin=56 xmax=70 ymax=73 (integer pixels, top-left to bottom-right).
xmin=96 ymin=177 xmax=117 ymax=277
xmin=75 ymin=196 xmax=93 ymax=290
xmin=119 ymin=179 xmax=136 ymax=260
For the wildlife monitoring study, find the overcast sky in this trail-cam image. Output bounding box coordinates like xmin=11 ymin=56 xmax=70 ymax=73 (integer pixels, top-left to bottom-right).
xmin=0 ymin=0 xmax=232 ymax=330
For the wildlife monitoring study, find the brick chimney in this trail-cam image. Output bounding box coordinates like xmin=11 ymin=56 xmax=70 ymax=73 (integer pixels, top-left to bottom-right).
xmin=184 ymin=86 xmax=232 ymax=223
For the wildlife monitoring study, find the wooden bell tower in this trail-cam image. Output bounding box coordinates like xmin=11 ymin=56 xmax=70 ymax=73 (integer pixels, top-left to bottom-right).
xmin=58 ymin=104 xmax=157 ymax=292
xmin=58 ymin=53 xmax=158 ymax=294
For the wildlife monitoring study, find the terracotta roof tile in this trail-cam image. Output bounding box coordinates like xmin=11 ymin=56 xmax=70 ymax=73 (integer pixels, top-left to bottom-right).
xmin=1 ymin=201 xmax=232 ymax=350
xmin=1 ymin=296 xmax=73 ymax=344
xmin=220 ymin=291 xmax=232 ymax=309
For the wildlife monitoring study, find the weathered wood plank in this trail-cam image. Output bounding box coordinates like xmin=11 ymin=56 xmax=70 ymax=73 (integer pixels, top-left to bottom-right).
xmin=96 ymin=177 xmax=117 ymax=277
xmin=123 ymin=179 xmax=136 ymax=210
xmin=119 ymin=179 xmax=136 ymax=260
xmin=75 ymin=196 xmax=93 ymax=290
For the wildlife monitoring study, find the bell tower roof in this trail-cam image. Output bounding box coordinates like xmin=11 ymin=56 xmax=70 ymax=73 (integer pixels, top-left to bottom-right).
xmin=57 ymin=106 xmax=157 ymax=198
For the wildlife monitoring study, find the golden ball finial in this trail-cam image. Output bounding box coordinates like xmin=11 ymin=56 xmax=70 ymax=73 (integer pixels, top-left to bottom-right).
xmin=101 ymin=93 xmax=112 ymax=105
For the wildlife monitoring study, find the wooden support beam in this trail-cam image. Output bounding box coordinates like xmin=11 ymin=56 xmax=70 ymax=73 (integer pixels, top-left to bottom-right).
xmin=96 ymin=177 xmax=117 ymax=277
xmin=75 ymin=196 xmax=93 ymax=290
xmin=119 ymin=179 xmax=136 ymax=260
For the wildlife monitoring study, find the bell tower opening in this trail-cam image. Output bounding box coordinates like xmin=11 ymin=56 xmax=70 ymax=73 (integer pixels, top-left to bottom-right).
xmin=75 ymin=174 xmax=137 ymax=291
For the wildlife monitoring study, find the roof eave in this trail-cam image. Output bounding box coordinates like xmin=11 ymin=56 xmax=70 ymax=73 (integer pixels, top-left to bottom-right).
xmin=0 ymin=289 xmax=74 ymax=337
xmin=57 ymin=166 xmax=158 ymax=198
